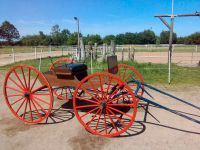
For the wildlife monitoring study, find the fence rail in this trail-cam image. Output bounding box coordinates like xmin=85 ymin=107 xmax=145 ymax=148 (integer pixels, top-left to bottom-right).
xmin=0 ymin=45 xmax=200 ymax=67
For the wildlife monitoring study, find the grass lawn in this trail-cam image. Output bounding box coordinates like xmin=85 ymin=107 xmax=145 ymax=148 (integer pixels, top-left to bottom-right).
xmin=0 ymin=55 xmax=200 ymax=86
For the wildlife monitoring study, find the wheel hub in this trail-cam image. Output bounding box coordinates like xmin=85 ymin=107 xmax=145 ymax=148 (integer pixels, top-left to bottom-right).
xmin=24 ymin=92 xmax=30 ymax=98
xmin=99 ymin=101 xmax=106 ymax=110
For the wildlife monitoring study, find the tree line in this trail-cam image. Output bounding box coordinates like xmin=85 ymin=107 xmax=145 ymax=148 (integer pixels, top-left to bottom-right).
xmin=0 ymin=20 xmax=200 ymax=46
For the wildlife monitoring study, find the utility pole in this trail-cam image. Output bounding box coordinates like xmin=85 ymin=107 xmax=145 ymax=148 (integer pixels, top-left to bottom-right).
xmin=155 ymin=1 xmax=200 ymax=84
xmin=74 ymin=17 xmax=80 ymax=61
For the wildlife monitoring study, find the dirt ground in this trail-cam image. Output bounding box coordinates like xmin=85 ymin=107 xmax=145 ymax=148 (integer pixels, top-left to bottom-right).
xmin=0 ymin=51 xmax=200 ymax=67
xmin=0 ymin=71 xmax=200 ymax=150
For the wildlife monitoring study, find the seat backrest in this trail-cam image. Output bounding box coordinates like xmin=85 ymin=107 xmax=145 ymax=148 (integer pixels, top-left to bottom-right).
xmin=107 ymin=55 xmax=118 ymax=74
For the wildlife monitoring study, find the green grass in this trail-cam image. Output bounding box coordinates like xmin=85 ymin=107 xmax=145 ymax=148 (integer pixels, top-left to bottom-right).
xmin=1 ymin=56 xmax=199 ymax=86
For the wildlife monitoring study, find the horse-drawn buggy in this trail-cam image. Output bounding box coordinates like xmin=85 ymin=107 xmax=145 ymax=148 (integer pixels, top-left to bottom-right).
xmin=3 ymin=56 xmax=200 ymax=137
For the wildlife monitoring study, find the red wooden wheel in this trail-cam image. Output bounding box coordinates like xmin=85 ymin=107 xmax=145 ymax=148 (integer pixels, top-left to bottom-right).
xmin=107 ymin=64 xmax=144 ymax=97
xmin=3 ymin=65 xmax=53 ymax=124
xmin=49 ymin=57 xmax=76 ymax=101
xmin=73 ymin=72 xmax=138 ymax=137
xmin=49 ymin=57 xmax=76 ymax=71
xmin=53 ymin=86 xmax=74 ymax=102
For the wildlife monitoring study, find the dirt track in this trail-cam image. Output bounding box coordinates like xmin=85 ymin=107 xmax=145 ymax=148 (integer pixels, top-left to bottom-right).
xmin=1 ymin=51 xmax=200 ymax=67
xmin=0 ymin=71 xmax=200 ymax=150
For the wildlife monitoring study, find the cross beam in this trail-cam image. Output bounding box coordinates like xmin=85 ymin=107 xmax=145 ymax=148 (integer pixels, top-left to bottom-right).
xmin=155 ymin=11 xmax=200 ymax=84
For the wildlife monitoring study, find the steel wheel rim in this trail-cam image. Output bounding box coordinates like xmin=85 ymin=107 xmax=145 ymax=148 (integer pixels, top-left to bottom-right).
xmin=73 ymin=72 xmax=138 ymax=137
xmin=3 ymin=65 xmax=53 ymax=124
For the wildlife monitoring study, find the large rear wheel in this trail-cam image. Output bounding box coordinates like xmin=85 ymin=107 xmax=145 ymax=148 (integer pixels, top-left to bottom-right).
xmin=73 ymin=72 xmax=138 ymax=137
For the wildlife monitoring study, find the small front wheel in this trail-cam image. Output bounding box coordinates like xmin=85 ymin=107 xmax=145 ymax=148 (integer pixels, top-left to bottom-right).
xmin=3 ymin=65 xmax=53 ymax=124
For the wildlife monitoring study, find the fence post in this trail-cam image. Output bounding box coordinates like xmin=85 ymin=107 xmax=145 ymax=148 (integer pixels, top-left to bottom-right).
xmin=49 ymin=45 xmax=52 ymax=56
xmin=128 ymin=46 xmax=131 ymax=60
xmin=80 ymin=37 xmax=85 ymax=61
xmin=62 ymin=47 xmax=64 ymax=56
xmin=195 ymin=45 xmax=198 ymax=52
xmin=121 ymin=48 xmax=124 ymax=62
xmin=110 ymin=40 xmax=116 ymax=55
xmin=94 ymin=43 xmax=97 ymax=60
xmin=90 ymin=50 xmax=93 ymax=74
xmin=35 ymin=47 xmax=37 ymax=59
xmin=12 ymin=48 xmax=15 ymax=63
xmin=39 ymin=49 xmax=43 ymax=71
xmin=102 ymin=43 xmax=106 ymax=62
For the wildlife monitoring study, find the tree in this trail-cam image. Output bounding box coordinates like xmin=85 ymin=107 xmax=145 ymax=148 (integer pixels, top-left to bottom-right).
xmin=67 ymin=32 xmax=79 ymax=45
xmin=51 ymin=24 xmax=62 ymax=45
xmin=185 ymin=32 xmax=200 ymax=44
xmin=61 ymin=29 xmax=71 ymax=45
xmin=124 ymin=32 xmax=137 ymax=44
xmin=137 ymin=30 xmax=156 ymax=44
xmin=84 ymin=34 xmax=102 ymax=45
xmin=103 ymin=35 xmax=115 ymax=44
xmin=176 ymin=37 xmax=185 ymax=44
xmin=0 ymin=21 xmax=20 ymax=43
xmin=115 ymin=34 xmax=126 ymax=45
xmin=160 ymin=30 xmax=177 ymax=44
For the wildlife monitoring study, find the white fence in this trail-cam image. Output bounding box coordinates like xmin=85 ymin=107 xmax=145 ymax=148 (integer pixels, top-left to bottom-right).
xmin=0 ymin=45 xmax=200 ymax=67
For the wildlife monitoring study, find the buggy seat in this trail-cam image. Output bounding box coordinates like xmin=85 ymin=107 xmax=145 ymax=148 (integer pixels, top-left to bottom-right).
xmin=53 ymin=63 xmax=88 ymax=81
xmin=62 ymin=63 xmax=87 ymax=74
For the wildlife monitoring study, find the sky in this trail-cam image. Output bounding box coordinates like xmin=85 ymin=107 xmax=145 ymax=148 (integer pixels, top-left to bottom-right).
xmin=0 ymin=0 xmax=199 ymax=37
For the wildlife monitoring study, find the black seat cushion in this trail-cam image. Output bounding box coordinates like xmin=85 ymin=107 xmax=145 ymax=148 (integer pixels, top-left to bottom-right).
xmin=61 ymin=63 xmax=87 ymax=73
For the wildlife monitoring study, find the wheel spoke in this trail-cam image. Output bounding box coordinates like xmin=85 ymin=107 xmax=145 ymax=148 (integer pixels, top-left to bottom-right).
xmin=80 ymin=107 xmax=99 ymax=118
xmin=33 ymin=93 xmax=50 ymax=96
xmin=22 ymin=98 xmax=28 ymax=119
xmin=107 ymin=108 xmax=127 ymax=127
xmin=124 ymin=71 xmax=134 ymax=82
xmin=32 ymin=95 xmax=50 ymax=105
xmin=28 ymin=68 xmax=31 ymax=89
xmin=108 ymin=106 xmax=132 ymax=118
xmin=103 ymin=113 xmax=107 ymax=134
xmin=95 ymin=109 xmax=103 ymax=131
xmin=86 ymin=109 xmax=101 ymax=126
xmin=16 ymin=98 xmax=26 ymax=114
xmin=30 ymin=99 xmax=43 ymax=118
xmin=98 ymin=75 xmax=105 ymax=99
xmin=8 ymin=77 xmax=24 ymax=91
xmin=28 ymin=99 xmax=33 ymax=121
xmin=21 ymin=67 xmax=28 ymax=88
xmin=76 ymin=104 xmax=98 ymax=109
xmin=122 ymin=67 xmax=127 ymax=80
xmin=107 ymin=93 xmax=129 ymax=104
xmin=107 ymin=103 xmax=134 ymax=107
xmin=105 ymin=77 xmax=113 ymax=95
xmin=76 ymin=96 xmax=98 ymax=104
xmin=30 ymin=74 xmax=39 ymax=91
xmin=31 ymin=85 xmax=47 ymax=93
xmin=6 ymin=86 xmax=24 ymax=94
xmin=7 ymin=94 xmax=23 ymax=98
xmin=106 ymin=110 xmax=118 ymax=132
xmin=11 ymin=97 xmax=24 ymax=105
xmin=108 ymin=83 xmax=123 ymax=99
xmin=88 ymin=79 xmax=100 ymax=99
xmin=32 ymin=98 xmax=48 ymax=114
xmin=13 ymin=70 xmax=26 ymax=89
xmin=80 ymin=86 xmax=99 ymax=102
